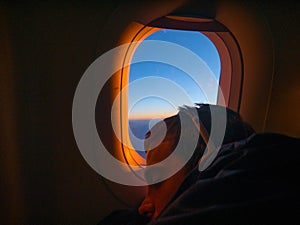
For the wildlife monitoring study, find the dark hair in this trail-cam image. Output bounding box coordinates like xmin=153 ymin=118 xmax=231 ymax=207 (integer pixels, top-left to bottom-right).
xmin=145 ymin=104 xmax=255 ymax=169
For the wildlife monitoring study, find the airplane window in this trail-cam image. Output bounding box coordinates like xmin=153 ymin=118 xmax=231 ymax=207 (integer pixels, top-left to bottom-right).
xmin=128 ymin=29 xmax=221 ymax=158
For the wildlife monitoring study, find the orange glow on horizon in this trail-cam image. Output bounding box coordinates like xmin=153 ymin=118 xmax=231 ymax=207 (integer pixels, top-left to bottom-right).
xmin=129 ymin=112 xmax=177 ymax=121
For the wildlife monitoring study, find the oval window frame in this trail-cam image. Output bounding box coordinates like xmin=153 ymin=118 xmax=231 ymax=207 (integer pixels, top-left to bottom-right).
xmin=119 ymin=15 xmax=243 ymax=168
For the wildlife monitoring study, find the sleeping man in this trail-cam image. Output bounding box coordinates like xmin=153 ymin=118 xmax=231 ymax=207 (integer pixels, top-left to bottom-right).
xmin=99 ymin=104 xmax=300 ymax=225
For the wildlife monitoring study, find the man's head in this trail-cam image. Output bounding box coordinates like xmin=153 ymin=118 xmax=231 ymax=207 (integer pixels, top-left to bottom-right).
xmin=138 ymin=104 xmax=254 ymax=220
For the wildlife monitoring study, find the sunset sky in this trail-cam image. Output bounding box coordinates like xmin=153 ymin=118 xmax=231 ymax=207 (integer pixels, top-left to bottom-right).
xmin=128 ymin=29 xmax=221 ymax=120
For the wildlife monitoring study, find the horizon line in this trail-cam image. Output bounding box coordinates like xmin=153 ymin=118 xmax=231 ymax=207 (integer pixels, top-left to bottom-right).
xmin=128 ymin=113 xmax=177 ymax=121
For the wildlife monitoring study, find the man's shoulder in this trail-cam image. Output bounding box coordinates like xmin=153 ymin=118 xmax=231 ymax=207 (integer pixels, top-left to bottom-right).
xmin=156 ymin=132 xmax=300 ymax=225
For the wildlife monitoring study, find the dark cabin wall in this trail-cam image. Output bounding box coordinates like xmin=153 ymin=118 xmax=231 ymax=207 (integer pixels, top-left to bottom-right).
xmin=260 ymin=1 xmax=300 ymax=137
xmin=214 ymin=0 xmax=299 ymax=137
xmin=1 ymin=2 xmax=128 ymax=225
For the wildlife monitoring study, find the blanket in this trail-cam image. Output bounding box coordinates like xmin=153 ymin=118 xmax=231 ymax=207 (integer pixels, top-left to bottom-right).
xmin=98 ymin=133 xmax=300 ymax=225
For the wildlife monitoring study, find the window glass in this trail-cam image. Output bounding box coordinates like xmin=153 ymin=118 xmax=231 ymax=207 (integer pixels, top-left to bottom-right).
xmin=128 ymin=29 xmax=221 ymax=158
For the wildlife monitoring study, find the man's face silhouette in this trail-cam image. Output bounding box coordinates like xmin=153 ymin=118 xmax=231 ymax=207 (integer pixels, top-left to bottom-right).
xmin=138 ymin=136 xmax=188 ymax=220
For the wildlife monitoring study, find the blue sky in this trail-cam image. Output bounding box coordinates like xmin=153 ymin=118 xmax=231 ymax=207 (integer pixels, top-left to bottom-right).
xmin=128 ymin=29 xmax=221 ymax=120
